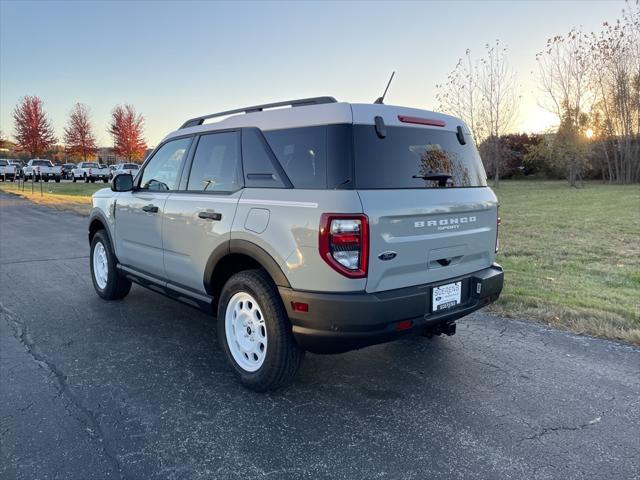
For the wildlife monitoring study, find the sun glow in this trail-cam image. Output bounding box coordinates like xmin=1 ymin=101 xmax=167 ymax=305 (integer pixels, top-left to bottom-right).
xmin=585 ymin=128 xmax=594 ymax=139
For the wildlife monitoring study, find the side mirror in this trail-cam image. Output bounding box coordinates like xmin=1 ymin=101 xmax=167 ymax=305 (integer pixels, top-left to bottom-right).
xmin=111 ymin=173 xmax=133 ymax=192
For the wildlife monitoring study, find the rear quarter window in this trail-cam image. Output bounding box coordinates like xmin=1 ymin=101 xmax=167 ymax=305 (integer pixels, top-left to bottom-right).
xmin=263 ymin=125 xmax=352 ymax=189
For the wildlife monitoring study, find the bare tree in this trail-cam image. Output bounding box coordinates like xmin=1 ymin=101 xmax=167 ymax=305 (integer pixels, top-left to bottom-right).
xmin=535 ymin=28 xmax=593 ymax=186
xmin=436 ymin=40 xmax=519 ymax=186
xmin=435 ymin=49 xmax=484 ymax=142
xmin=478 ymin=40 xmax=519 ymax=186
xmin=589 ymin=0 xmax=640 ymax=183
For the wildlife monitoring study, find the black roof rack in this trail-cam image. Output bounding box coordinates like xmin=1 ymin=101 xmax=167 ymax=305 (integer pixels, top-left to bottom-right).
xmin=179 ymin=96 xmax=338 ymax=129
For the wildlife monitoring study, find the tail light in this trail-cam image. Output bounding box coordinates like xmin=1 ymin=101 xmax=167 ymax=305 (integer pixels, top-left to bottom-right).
xmin=495 ymin=214 xmax=501 ymax=253
xmin=319 ymin=214 xmax=369 ymax=278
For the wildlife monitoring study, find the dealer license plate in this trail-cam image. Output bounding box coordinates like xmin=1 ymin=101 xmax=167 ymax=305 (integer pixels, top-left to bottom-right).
xmin=432 ymin=282 xmax=462 ymax=312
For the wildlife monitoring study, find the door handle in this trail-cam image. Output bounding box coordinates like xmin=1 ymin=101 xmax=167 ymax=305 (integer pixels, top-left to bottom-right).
xmin=142 ymin=204 xmax=159 ymax=213
xmin=198 ymin=211 xmax=222 ymax=221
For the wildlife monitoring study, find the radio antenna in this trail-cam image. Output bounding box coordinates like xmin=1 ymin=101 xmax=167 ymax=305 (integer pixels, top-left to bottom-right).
xmin=374 ymin=71 xmax=395 ymax=104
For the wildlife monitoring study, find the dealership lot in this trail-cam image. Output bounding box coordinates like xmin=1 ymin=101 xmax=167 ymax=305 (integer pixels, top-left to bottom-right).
xmin=1 ymin=191 xmax=639 ymax=480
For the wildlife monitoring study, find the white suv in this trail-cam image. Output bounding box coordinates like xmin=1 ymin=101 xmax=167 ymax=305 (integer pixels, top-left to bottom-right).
xmin=88 ymin=97 xmax=503 ymax=391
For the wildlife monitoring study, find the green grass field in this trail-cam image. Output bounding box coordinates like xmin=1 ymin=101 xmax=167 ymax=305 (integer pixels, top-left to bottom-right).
xmin=493 ymin=181 xmax=640 ymax=343
xmin=1 ymin=178 xmax=638 ymax=342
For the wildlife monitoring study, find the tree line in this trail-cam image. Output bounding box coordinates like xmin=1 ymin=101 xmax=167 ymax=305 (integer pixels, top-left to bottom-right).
xmin=436 ymin=0 xmax=639 ymax=185
xmin=1 ymin=97 xmax=147 ymax=162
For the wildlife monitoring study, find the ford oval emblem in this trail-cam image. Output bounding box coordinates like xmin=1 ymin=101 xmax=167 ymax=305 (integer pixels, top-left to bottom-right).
xmin=378 ymin=251 xmax=397 ymax=261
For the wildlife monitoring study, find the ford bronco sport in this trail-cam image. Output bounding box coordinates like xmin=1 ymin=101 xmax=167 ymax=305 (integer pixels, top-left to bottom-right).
xmin=88 ymin=97 xmax=503 ymax=391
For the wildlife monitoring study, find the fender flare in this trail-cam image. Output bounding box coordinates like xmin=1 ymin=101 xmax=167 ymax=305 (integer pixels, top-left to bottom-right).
xmin=203 ymin=239 xmax=291 ymax=295
xmin=88 ymin=209 xmax=115 ymax=248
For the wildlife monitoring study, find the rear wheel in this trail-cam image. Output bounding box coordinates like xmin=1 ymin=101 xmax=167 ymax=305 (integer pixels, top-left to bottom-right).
xmin=217 ymin=269 xmax=304 ymax=391
xmin=90 ymin=230 xmax=132 ymax=300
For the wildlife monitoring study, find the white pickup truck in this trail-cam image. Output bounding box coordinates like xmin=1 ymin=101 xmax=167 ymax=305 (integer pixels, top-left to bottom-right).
xmin=71 ymin=162 xmax=110 ymax=183
xmin=23 ymin=159 xmax=62 ymax=182
xmin=0 ymin=159 xmax=18 ymax=181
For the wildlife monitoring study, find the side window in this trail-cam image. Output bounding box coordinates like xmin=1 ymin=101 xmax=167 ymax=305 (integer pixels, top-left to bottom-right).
xmin=263 ymin=126 xmax=327 ymax=189
xmin=242 ymin=128 xmax=287 ymax=188
xmin=139 ymin=137 xmax=191 ymax=191
xmin=187 ymin=132 xmax=241 ymax=192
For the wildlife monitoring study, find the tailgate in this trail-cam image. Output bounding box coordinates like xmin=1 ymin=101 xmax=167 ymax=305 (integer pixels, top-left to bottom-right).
xmin=358 ymin=188 xmax=498 ymax=293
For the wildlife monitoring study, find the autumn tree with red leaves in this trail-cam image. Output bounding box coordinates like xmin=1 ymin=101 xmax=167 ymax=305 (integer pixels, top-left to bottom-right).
xmin=12 ymin=95 xmax=57 ymax=157
xmin=108 ymin=104 xmax=147 ymax=161
xmin=64 ymin=103 xmax=97 ymax=161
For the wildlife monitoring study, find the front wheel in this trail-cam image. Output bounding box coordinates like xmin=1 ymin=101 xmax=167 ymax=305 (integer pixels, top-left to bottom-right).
xmin=90 ymin=230 xmax=132 ymax=300
xmin=217 ymin=269 xmax=304 ymax=392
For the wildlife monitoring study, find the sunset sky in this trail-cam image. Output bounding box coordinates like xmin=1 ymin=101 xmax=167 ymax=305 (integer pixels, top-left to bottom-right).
xmin=0 ymin=0 xmax=625 ymax=147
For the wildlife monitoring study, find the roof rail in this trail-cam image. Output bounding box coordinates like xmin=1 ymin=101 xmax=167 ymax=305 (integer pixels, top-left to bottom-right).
xmin=179 ymin=96 xmax=338 ymax=129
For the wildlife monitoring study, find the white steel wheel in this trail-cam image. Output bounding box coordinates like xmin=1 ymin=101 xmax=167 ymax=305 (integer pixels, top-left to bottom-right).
xmin=225 ymin=292 xmax=268 ymax=372
xmin=92 ymin=241 xmax=109 ymax=290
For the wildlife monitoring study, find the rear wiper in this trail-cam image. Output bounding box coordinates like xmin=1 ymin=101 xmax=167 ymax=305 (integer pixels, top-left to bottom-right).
xmin=412 ymin=172 xmax=452 ymax=187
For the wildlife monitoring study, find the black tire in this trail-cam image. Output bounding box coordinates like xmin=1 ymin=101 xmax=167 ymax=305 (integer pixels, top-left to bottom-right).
xmin=90 ymin=230 xmax=132 ymax=300
xmin=44 ymin=178 xmax=49 ymax=183
xmin=84 ymin=175 xmax=88 ymax=183
xmin=72 ymin=175 xmax=77 ymax=183
xmin=90 ymin=179 xmax=95 ymax=183
xmin=55 ymin=178 xmax=60 ymax=183
xmin=34 ymin=177 xmax=39 ymax=183
xmin=103 ymin=178 xmax=108 ymax=183
xmin=217 ymin=269 xmax=305 ymax=392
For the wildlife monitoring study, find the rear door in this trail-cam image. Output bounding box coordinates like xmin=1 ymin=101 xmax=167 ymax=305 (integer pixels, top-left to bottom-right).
xmin=162 ymin=130 xmax=242 ymax=293
xmin=114 ymin=136 xmax=192 ymax=279
xmin=352 ymin=119 xmax=498 ymax=293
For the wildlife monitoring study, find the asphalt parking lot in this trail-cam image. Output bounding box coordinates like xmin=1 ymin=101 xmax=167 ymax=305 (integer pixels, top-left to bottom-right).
xmin=1 ymin=191 xmax=639 ymax=480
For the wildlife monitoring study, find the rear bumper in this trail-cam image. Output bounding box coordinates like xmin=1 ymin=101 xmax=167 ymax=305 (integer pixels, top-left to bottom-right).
xmin=279 ymin=264 xmax=504 ymax=353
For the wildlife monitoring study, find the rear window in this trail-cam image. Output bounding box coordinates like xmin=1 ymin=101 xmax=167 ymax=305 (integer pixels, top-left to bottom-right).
xmin=32 ymin=160 xmax=52 ymax=167
xmin=0 ymin=160 xmax=7 ymax=166
xmin=123 ymin=164 xmax=139 ymax=170
xmin=82 ymin=163 xmax=98 ymax=168
xmin=353 ymin=125 xmax=487 ymax=189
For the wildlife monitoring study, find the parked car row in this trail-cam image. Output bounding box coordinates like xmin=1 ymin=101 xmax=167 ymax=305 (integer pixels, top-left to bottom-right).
xmin=0 ymin=159 xmax=140 ymax=183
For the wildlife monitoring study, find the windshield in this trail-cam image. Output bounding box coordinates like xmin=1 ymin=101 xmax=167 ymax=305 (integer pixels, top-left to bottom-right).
xmin=353 ymin=125 xmax=487 ymax=189
xmin=32 ymin=160 xmax=52 ymax=167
